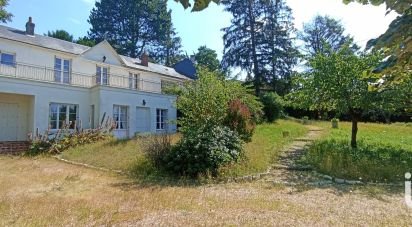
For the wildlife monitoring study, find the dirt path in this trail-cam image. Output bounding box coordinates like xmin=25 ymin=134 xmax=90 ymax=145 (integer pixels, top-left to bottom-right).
xmin=260 ymin=125 xmax=328 ymax=186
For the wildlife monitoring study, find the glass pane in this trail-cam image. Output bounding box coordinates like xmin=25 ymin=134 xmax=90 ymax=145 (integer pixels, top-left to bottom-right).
xmin=103 ymin=68 xmax=108 ymax=85
xmin=59 ymin=105 xmax=67 ymax=114
xmin=50 ymin=121 xmax=57 ymax=129
xmin=96 ymin=66 xmax=101 ymax=84
xmin=50 ymin=104 xmax=58 ymax=113
xmin=63 ymin=60 xmax=70 ymax=71
xmin=58 ymin=120 xmax=65 ymax=129
xmin=50 ymin=112 xmax=57 ymax=121
xmin=1 ymin=53 xmax=15 ymax=66
xmin=54 ymin=58 xmax=62 ymax=82
xmin=69 ymin=105 xmax=77 ymax=114
xmin=129 ymin=73 xmax=133 ymax=88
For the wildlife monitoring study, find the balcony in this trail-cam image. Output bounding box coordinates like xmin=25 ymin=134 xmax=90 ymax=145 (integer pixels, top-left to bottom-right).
xmin=0 ymin=62 xmax=166 ymax=94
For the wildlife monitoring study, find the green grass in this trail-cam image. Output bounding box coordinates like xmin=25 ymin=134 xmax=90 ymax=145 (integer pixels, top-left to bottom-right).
xmin=219 ymin=120 xmax=308 ymax=177
xmin=305 ymin=121 xmax=412 ymax=182
xmin=62 ymin=120 xmax=308 ymax=179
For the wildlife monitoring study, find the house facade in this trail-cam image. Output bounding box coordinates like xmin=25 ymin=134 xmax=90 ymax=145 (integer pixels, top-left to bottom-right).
xmin=0 ymin=18 xmax=190 ymax=142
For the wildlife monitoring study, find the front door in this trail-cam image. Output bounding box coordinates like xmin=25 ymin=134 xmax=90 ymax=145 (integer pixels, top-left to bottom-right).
xmin=0 ymin=103 xmax=19 ymax=141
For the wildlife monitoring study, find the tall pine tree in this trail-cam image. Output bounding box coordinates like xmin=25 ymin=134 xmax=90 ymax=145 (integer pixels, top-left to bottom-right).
xmin=88 ymin=0 xmax=182 ymax=60
xmin=222 ymin=0 xmax=297 ymax=96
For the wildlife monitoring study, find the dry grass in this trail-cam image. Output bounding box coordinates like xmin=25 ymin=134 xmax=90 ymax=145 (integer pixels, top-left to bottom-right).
xmin=0 ymin=156 xmax=411 ymax=226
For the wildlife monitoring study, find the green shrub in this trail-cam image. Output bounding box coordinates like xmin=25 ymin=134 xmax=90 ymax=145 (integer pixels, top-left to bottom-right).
xmin=163 ymin=126 xmax=243 ymax=177
xmin=305 ymin=139 xmax=412 ymax=182
xmin=224 ymin=99 xmax=255 ymax=142
xmin=260 ymin=92 xmax=283 ymax=122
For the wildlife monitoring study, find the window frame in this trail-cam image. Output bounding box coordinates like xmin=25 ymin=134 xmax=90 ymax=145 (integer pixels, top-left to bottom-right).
xmin=128 ymin=72 xmax=141 ymax=90
xmin=96 ymin=65 xmax=109 ymax=86
xmin=113 ymin=105 xmax=128 ymax=130
xmin=0 ymin=51 xmax=16 ymax=67
xmin=49 ymin=103 xmax=79 ymax=130
xmin=156 ymin=108 xmax=168 ymax=131
xmin=54 ymin=56 xmax=71 ymax=84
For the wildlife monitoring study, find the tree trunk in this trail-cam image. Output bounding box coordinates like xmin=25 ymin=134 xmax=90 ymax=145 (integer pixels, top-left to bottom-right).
xmin=351 ymin=114 xmax=358 ymax=148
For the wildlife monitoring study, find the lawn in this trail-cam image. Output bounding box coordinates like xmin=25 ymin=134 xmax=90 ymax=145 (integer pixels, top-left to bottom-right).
xmin=305 ymin=121 xmax=412 ymax=182
xmin=61 ymin=120 xmax=308 ymax=179
xmin=0 ymin=156 xmax=410 ymax=226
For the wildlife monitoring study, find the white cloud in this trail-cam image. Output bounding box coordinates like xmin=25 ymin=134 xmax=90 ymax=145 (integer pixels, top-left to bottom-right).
xmin=68 ymin=17 xmax=81 ymax=25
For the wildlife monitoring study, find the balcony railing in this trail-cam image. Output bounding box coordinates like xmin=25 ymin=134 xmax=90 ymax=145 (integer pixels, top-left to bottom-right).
xmin=0 ymin=62 xmax=166 ymax=94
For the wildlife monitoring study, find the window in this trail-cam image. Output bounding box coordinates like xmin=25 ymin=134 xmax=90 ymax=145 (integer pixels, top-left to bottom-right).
xmin=96 ymin=66 xmax=109 ymax=85
xmin=54 ymin=57 xmax=71 ymax=84
xmin=129 ymin=73 xmax=140 ymax=90
xmin=113 ymin=105 xmax=128 ymax=130
xmin=1 ymin=52 xmax=16 ymax=67
xmin=49 ymin=103 xmax=78 ymax=130
xmin=156 ymin=109 xmax=168 ymax=130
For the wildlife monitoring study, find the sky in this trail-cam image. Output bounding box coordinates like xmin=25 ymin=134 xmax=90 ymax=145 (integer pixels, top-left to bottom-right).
xmin=4 ymin=0 xmax=398 ymax=60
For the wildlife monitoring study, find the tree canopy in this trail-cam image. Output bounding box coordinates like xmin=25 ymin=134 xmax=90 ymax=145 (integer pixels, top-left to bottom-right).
xmin=222 ymin=0 xmax=297 ymax=96
xmin=174 ymin=0 xmax=220 ymax=11
xmin=46 ymin=30 xmax=74 ymax=42
xmin=194 ymin=46 xmax=221 ymax=72
xmin=0 ymin=0 xmax=12 ymax=23
xmin=88 ymin=0 xmax=180 ymax=59
xmin=298 ymin=15 xmax=359 ymax=56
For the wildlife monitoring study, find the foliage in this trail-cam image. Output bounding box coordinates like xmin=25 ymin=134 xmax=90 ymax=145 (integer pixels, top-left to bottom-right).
xmin=148 ymin=5 xmax=184 ymax=67
xmin=194 ymin=46 xmax=221 ymax=73
xmin=88 ymin=0 xmax=179 ymax=58
xmin=174 ymin=0 xmax=219 ymax=11
xmin=76 ymin=36 xmax=96 ymax=47
xmin=342 ymin=0 xmax=411 ymax=14
xmin=176 ymin=68 xmax=262 ymax=134
xmin=46 ymin=30 xmax=74 ymax=42
xmin=140 ymin=133 xmax=173 ymax=168
xmin=288 ymin=45 xmax=385 ymax=147
xmin=0 ymin=0 xmax=12 ymax=23
xmin=305 ymin=139 xmax=412 ymax=182
xmin=224 ymin=99 xmax=256 ymax=142
xmin=260 ymin=92 xmax=284 ymax=122
xmin=163 ymin=125 xmax=243 ymax=177
xmin=27 ymin=117 xmax=115 ymax=156
xmin=298 ymin=15 xmax=359 ymax=56
xmin=221 ymin=0 xmax=297 ymax=96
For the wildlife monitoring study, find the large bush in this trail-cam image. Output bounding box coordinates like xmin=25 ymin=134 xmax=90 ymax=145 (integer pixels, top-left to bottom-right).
xmin=163 ymin=126 xmax=243 ymax=177
xmin=261 ymin=92 xmax=284 ymax=122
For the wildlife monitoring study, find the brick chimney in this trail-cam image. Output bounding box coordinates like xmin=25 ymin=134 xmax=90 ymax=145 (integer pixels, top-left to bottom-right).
xmin=141 ymin=52 xmax=149 ymax=67
xmin=25 ymin=17 xmax=35 ymax=36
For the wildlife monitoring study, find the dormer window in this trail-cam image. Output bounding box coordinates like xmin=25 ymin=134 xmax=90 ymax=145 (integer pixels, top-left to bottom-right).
xmin=96 ymin=66 xmax=109 ymax=85
xmin=54 ymin=57 xmax=70 ymax=84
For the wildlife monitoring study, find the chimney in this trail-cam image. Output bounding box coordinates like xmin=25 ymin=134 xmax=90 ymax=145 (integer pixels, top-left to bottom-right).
xmin=141 ymin=52 xmax=149 ymax=67
xmin=25 ymin=17 xmax=35 ymax=36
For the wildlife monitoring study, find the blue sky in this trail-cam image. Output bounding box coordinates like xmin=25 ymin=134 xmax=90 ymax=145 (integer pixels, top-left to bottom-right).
xmin=4 ymin=0 xmax=397 ymax=60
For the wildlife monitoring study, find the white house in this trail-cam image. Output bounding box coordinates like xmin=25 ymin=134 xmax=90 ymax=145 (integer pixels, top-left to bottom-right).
xmin=0 ymin=17 xmax=191 ymax=143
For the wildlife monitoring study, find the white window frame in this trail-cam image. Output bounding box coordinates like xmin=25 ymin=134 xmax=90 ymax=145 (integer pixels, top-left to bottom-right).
xmin=0 ymin=51 xmax=16 ymax=67
xmin=113 ymin=105 xmax=128 ymax=130
xmin=54 ymin=57 xmax=71 ymax=84
xmin=156 ymin=109 xmax=168 ymax=131
xmin=96 ymin=65 xmax=109 ymax=85
xmin=129 ymin=72 xmax=141 ymax=90
xmin=49 ymin=103 xmax=79 ymax=130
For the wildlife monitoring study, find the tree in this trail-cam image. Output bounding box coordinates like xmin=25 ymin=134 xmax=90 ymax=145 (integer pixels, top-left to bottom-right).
xmin=288 ymin=46 xmax=383 ymax=148
xmin=88 ymin=0 xmax=174 ymax=58
xmin=46 ymin=30 xmax=74 ymax=42
xmin=343 ymin=0 xmax=411 ymax=79
xmin=76 ymin=36 xmax=96 ymax=47
xmin=298 ymin=15 xmax=358 ymax=56
xmin=149 ymin=7 xmax=184 ymax=67
xmin=194 ymin=46 xmax=221 ymax=72
xmin=174 ymin=0 xmax=219 ymax=11
xmin=0 ymin=0 xmax=12 ymax=23
xmin=222 ymin=0 xmax=297 ymax=96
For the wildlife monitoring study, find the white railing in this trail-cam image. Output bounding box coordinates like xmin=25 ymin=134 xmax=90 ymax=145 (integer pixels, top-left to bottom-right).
xmin=0 ymin=62 xmax=164 ymax=94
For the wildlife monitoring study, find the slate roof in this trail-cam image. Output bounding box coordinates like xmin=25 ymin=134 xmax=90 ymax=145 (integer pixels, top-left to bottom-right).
xmin=0 ymin=24 xmax=190 ymax=80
